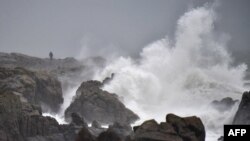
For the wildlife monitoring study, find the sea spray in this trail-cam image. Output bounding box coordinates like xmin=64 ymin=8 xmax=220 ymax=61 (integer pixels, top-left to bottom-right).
xmin=43 ymin=85 xmax=78 ymax=124
xmin=94 ymin=5 xmax=247 ymax=141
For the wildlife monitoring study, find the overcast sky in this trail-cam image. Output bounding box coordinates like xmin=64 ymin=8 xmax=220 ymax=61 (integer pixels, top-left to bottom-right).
xmin=0 ymin=0 xmax=249 ymax=64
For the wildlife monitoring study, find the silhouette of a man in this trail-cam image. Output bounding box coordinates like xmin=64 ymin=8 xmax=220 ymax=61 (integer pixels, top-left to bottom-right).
xmin=49 ymin=51 xmax=53 ymax=60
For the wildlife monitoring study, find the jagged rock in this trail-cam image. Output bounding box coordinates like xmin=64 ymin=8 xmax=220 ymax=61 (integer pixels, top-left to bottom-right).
xmin=0 ymin=92 xmax=64 ymax=141
xmin=0 ymin=91 xmax=85 ymax=141
xmin=233 ymin=91 xmax=250 ymax=124
xmin=65 ymin=80 xmax=139 ymax=124
xmin=0 ymin=67 xmax=63 ymax=112
xmin=0 ymin=52 xmax=105 ymax=79
xmin=166 ymin=114 xmax=205 ymax=141
xmin=131 ymin=114 xmax=205 ymax=141
xmin=211 ymin=97 xmax=238 ymax=112
xmin=0 ymin=52 xmax=84 ymax=73
xmin=133 ymin=119 xmax=181 ymax=141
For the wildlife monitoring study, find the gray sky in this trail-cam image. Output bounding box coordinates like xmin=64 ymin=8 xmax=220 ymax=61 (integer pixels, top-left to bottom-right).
xmin=0 ymin=0 xmax=249 ymax=64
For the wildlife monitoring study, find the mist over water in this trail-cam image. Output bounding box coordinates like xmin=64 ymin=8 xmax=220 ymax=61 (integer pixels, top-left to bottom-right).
xmin=94 ymin=5 xmax=248 ymax=141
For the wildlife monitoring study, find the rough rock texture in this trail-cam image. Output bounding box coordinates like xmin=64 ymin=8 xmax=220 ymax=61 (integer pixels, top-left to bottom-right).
xmin=211 ymin=97 xmax=238 ymax=112
xmin=0 ymin=52 xmax=84 ymax=73
xmin=166 ymin=114 xmax=205 ymax=141
xmin=131 ymin=114 xmax=205 ymax=141
xmin=0 ymin=92 xmax=61 ymax=141
xmin=233 ymin=91 xmax=250 ymax=124
xmin=0 ymin=52 xmax=105 ymax=77
xmin=0 ymin=67 xmax=63 ymax=112
xmin=65 ymin=80 xmax=139 ymax=124
xmin=0 ymin=92 xmax=86 ymax=141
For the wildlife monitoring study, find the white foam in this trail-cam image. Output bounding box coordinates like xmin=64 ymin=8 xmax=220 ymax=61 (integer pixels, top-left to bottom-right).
xmin=94 ymin=5 xmax=247 ymax=141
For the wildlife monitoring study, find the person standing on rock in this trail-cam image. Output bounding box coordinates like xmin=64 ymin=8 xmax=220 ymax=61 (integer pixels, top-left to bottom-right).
xmin=49 ymin=51 xmax=53 ymax=60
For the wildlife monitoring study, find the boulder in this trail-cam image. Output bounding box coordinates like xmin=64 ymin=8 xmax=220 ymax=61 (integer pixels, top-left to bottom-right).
xmin=65 ymin=80 xmax=139 ymax=124
xmin=0 ymin=67 xmax=63 ymax=112
xmin=0 ymin=91 xmax=86 ymax=141
xmin=233 ymin=91 xmax=250 ymax=124
xmin=131 ymin=114 xmax=205 ymax=141
xmin=0 ymin=92 xmax=63 ymax=141
xmin=166 ymin=114 xmax=205 ymax=141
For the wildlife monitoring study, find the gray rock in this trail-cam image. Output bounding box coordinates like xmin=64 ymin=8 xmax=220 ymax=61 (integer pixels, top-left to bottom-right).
xmin=0 ymin=92 xmax=63 ymax=141
xmin=166 ymin=114 xmax=205 ymax=141
xmin=0 ymin=67 xmax=63 ymax=112
xmin=131 ymin=114 xmax=205 ymax=141
xmin=0 ymin=91 xmax=86 ymax=141
xmin=233 ymin=91 xmax=250 ymax=124
xmin=65 ymin=80 xmax=139 ymax=125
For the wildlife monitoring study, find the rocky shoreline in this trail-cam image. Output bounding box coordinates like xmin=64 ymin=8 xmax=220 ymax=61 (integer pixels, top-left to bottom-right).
xmin=0 ymin=52 xmax=249 ymax=141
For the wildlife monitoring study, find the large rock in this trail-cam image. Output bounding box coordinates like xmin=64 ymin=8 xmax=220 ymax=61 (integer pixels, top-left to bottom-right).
xmin=0 ymin=52 xmax=105 ymax=78
xmin=0 ymin=52 xmax=106 ymax=97
xmin=131 ymin=114 xmax=205 ymax=141
xmin=233 ymin=91 xmax=250 ymax=124
xmin=0 ymin=91 xmax=88 ymax=141
xmin=166 ymin=114 xmax=205 ymax=141
xmin=65 ymin=80 xmax=139 ymax=124
xmin=0 ymin=67 xmax=63 ymax=112
xmin=0 ymin=92 xmax=62 ymax=141
xmin=0 ymin=52 xmax=84 ymax=73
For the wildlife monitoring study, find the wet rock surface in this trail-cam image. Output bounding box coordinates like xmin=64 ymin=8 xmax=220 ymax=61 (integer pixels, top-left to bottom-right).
xmin=0 ymin=52 xmax=207 ymax=141
xmin=0 ymin=92 xmax=90 ymax=141
xmin=233 ymin=91 xmax=250 ymax=124
xmin=130 ymin=114 xmax=205 ymax=141
xmin=0 ymin=67 xmax=63 ymax=112
xmin=65 ymin=80 xmax=139 ymax=124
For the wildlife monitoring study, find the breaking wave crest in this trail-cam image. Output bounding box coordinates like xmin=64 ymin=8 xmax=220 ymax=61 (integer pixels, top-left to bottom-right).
xmin=94 ymin=5 xmax=247 ymax=140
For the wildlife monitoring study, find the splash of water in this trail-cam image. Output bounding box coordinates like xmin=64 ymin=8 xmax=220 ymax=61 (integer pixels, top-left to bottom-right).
xmin=43 ymin=86 xmax=78 ymax=124
xmin=94 ymin=5 xmax=247 ymax=141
